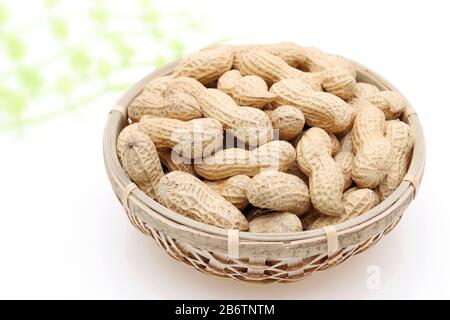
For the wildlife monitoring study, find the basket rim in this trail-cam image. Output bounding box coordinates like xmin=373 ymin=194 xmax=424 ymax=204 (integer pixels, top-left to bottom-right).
xmin=103 ymin=58 xmax=425 ymax=245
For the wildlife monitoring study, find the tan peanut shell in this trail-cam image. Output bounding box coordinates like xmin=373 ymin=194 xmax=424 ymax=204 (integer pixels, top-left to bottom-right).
xmin=342 ymin=187 xmax=380 ymax=218
xmin=231 ymin=75 xmax=277 ymax=108
xmin=218 ymin=70 xmax=277 ymax=108
xmin=378 ymin=120 xmax=414 ymax=200
xmin=299 ymin=46 xmax=356 ymax=76
xmin=352 ymin=138 xmax=393 ymax=188
xmin=308 ymin=188 xmax=378 ymax=230
xmin=354 ymin=82 xmax=380 ymax=98
xmin=238 ymin=49 xmax=322 ymax=90
xmin=334 ymin=132 xmax=354 ymax=189
xmin=233 ymin=43 xmax=356 ymax=76
xmin=143 ymin=75 xmax=172 ymax=95
xmin=285 ymin=162 xmax=309 ymax=184
xmin=246 ymin=171 xmax=310 ymax=215
xmin=204 ymin=175 xmax=251 ymax=210
xmin=334 ymin=151 xmax=354 ymax=190
xmin=217 ymin=70 xmax=242 ymax=94
xmin=319 ymin=67 xmax=356 ymax=101
xmin=155 ymin=171 xmax=249 ymax=230
xmin=270 ymin=78 xmax=353 ymax=133
xmin=139 ymin=116 xmax=223 ymax=159
xmin=116 ymin=123 xmax=141 ymax=162
xmin=128 ymin=91 xmax=164 ymax=122
xmin=328 ymin=133 xmax=340 ymax=156
xmin=198 ymin=88 xmax=273 ymax=146
xmin=249 ymin=212 xmax=302 ymax=233
xmin=365 ymin=91 xmax=407 ymax=120
xmin=352 ymin=103 xmax=393 ymax=188
xmin=351 ymin=102 xmax=385 ymax=153
xmin=157 ymin=150 xmax=197 ymax=176
xmin=209 ymin=43 xmax=356 ymax=99
xmin=296 ymin=127 xmax=345 ymax=216
xmin=239 ymin=49 xmax=356 ymax=99
xmin=164 ymin=76 xmax=206 ymax=100
xmin=161 ymin=93 xmax=202 ymax=120
xmin=300 ymin=209 xmax=321 ymax=230
xmin=128 ymin=89 xmax=203 ymax=122
xmin=195 ymin=140 xmax=296 ymax=180
xmin=172 ymin=47 xmax=233 ymax=84
xmin=119 ymin=129 xmax=164 ymax=198
xmin=265 ymin=105 xmax=305 ymax=141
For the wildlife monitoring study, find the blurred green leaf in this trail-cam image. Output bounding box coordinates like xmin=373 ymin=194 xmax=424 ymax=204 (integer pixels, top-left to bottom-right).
xmin=107 ymin=34 xmax=134 ymax=64
xmin=169 ymin=39 xmax=185 ymax=57
xmin=43 ymin=0 xmax=60 ymax=8
xmin=139 ymin=0 xmax=154 ymax=8
xmin=70 ymin=49 xmax=91 ymax=71
xmin=188 ymin=20 xmax=203 ymax=31
xmin=50 ymin=17 xmax=69 ymax=40
xmin=17 ymin=66 xmax=43 ymax=94
xmin=0 ymin=4 xmax=8 ymax=24
xmin=152 ymin=55 xmax=168 ymax=67
xmin=96 ymin=60 xmax=113 ymax=78
xmin=56 ymin=74 xmax=74 ymax=94
xmin=142 ymin=11 xmax=160 ymax=25
xmin=149 ymin=28 xmax=164 ymax=42
xmin=0 ymin=89 xmax=27 ymax=116
xmin=3 ymin=35 xmax=26 ymax=61
xmin=90 ymin=4 xmax=110 ymax=24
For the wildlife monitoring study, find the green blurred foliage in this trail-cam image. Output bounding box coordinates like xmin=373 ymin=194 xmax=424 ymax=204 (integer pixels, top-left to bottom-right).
xmin=70 ymin=49 xmax=92 ymax=71
xmin=0 ymin=4 xmax=8 ymax=24
xmin=0 ymin=0 xmax=205 ymax=131
xmin=49 ymin=17 xmax=69 ymax=40
xmin=17 ymin=67 xmax=43 ymax=94
xmin=3 ymin=34 xmax=27 ymax=61
xmin=43 ymin=0 xmax=60 ymax=8
xmin=0 ymin=86 xmax=27 ymax=116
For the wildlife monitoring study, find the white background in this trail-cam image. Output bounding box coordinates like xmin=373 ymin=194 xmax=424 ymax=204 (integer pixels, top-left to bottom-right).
xmin=1 ymin=0 xmax=450 ymax=299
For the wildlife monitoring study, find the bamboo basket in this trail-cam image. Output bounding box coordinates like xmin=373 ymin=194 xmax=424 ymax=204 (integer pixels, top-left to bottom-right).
xmin=103 ymin=59 xmax=425 ymax=284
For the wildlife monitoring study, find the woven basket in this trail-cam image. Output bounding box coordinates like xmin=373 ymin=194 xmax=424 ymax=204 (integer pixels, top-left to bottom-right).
xmin=103 ymin=59 xmax=425 ymax=284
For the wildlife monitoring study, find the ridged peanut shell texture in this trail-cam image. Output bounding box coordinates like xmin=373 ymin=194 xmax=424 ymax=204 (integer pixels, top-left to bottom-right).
xmin=157 ymin=150 xmax=196 ymax=176
xmin=218 ymin=70 xmax=276 ymax=108
xmin=155 ymin=171 xmax=249 ymax=230
xmin=139 ymin=116 xmax=223 ymax=159
xmin=249 ymin=212 xmax=302 ymax=233
xmin=238 ymin=49 xmax=322 ymax=90
xmin=198 ymin=89 xmax=273 ymax=146
xmin=118 ymin=128 xmax=164 ymax=198
xmin=195 ymin=140 xmax=296 ymax=180
xmin=217 ymin=70 xmax=242 ymax=94
xmin=246 ymin=171 xmax=310 ymax=215
xmin=334 ymin=132 xmax=354 ymax=189
xmin=354 ymin=82 xmax=380 ymax=98
xmin=352 ymin=104 xmax=393 ymax=188
xmin=143 ymin=75 xmax=172 ymax=95
xmin=128 ymin=90 xmax=202 ymax=122
xmin=204 ymin=175 xmax=251 ymax=210
xmin=116 ymin=123 xmax=141 ymax=162
xmin=365 ymin=91 xmax=407 ymax=120
xmin=231 ymin=75 xmax=277 ymax=109
xmin=296 ymin=127 xmax=345 ymax=216
xmin=379 ymin=120 xmax=414 ymax=200
xmin=265 ymin=106 xmax=305 ymax=141
xmin=319 ymin=67 xmax=357 ymax=101
xmin=172 ymin=47 xmax=233 ymax=84
xmin=270 ymin=78 xmax=353 ymax=133
xmin=164 ymin=76 xmax=206 ymax=99
xmin=309 ymin=188 xmax=379 ymax=230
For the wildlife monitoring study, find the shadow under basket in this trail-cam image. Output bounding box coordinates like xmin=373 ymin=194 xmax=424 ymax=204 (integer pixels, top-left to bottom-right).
xmin=103 ymin=60 xmax=426 ymax=284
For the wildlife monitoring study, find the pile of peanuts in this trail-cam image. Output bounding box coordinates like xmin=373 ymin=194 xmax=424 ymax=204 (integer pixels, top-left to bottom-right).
xmin=117 ymin=42 xmax=414 ymax=233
